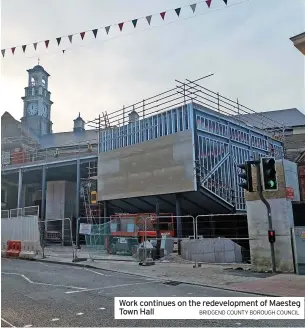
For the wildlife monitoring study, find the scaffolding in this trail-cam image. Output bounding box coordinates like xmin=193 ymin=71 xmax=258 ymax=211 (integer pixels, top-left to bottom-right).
xmin=87 ymin=76 xmax=287 ymax=143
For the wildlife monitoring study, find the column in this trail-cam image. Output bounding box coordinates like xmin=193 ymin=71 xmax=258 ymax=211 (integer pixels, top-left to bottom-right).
xmin=75 ymin=159 xmax=81 ymax=247
xmin=103 ymin=201 xmax=108 ymax=222
xmin=17 ymin=169 xmax=23 ymax=209
xmin=175 ymin=193 xmax=182 ymax=255
xmin=41 ymin=165 xmax=47 ymax=221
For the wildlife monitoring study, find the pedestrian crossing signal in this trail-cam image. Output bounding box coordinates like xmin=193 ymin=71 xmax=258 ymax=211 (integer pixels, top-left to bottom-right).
xmin=268 ymin=230 xmax=275 ymax=243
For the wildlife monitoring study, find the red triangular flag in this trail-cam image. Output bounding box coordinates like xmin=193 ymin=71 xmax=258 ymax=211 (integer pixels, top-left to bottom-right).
xmin=33 ymin=42 xmax=38 ymax=50
xmin=160 ymin=12 xmax=166 ymax=20
xmin=11 ymin=47 xmax=16 ymax=55
xmin=22 ymin=45 xmax=27 ymax=53
xmin=206 ymin=0 xmax=212 ymax=8
xmin=1 ymin=49 xmax=5 ymax=57
xmin=80 ymin=32 xmax=86 ymax=40
xmin=56 ymin=37 xmax=61 ymax=45
xmin=45 ymin=40 xmax=50 ymax=48
xmin=118 ymin=22 xmax=124 ymax=31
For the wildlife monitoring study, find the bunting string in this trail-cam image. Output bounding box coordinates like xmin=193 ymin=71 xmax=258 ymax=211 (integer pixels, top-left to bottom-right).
xmin=1 ymin=0 xmax=248 ymax=58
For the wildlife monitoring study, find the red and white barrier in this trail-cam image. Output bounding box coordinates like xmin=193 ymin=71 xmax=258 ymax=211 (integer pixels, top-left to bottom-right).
xmin=2 ymin=240 xmax=40 ymax=259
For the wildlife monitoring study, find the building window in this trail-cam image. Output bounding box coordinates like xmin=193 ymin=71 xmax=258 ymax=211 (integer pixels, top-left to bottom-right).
xmin=42 ymin=77 xmax=46 ymax=86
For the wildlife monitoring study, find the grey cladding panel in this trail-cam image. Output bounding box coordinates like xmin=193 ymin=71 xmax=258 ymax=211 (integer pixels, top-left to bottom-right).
xmin=98 ymin=130 xmax=196 ymax=201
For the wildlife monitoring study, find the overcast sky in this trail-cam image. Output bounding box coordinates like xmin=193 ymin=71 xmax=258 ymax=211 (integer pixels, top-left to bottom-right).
xmin=1 ymin=0 xmax=304 ymax=133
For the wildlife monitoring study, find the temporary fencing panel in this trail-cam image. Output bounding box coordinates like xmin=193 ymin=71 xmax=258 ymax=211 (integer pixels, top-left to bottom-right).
xmin=187 ymin=213 xmax=250 ymax=266
xmin=39 ymin=218 xmax=74 ymax=260
xmin=1 ymin=215 xmax=40 ymax=245
xmin=1 ymin=210 xmax=9 ymax=219
xmin=77 ymin=214 xmax=195 ymax=261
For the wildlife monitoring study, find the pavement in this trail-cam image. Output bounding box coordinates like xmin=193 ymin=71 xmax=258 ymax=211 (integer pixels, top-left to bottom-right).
xmin=38 ymin=245 xmax=305 ymax=297
xmin=2 ymin=258 xmax=305 ymax=327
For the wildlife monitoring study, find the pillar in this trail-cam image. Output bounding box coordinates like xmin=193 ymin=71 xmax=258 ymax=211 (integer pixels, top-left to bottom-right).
xmin=17 ymin=169 xmax=23 ymax=209
xmin=75 ymin=159 xmax=81 ymax=247
xmin=75 ymin=159 xmax=80 ymax=218
xmin=41 ymin=166 xmax=47 ymax=221
xmin=103 ymin=201 xmax=108 ymax=221
xmin=176 ymin=193 xmax=182 ymax=255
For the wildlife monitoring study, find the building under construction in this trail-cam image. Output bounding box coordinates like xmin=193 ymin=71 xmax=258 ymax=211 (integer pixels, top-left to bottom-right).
xmin=1 ymin=65 xmax=286 ymax=241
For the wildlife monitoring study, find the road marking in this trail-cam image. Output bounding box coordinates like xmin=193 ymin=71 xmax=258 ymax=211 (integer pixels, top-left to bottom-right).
xmin=24 ymin=325 xmax=32 ymax=327
xmin=99 ymin=307 xmax=106 ymax=310
xmin=51 ymin=318 xmax=60 ymax=322
xmin=76 ymin=313 xmax=84 ymax=316
xmin=66 ymin=280 xmax=158 ymax=294
xmin=1 ymin=318 xmax=15 ymax=327
xmin=187 ymin=293 xmax=193 ymax=295
xmin=2 ymin=272 xmax=87 ymax=290
xmin=172 ymin=295 xmax=176 ymax=296
xmin=84 ymin=268 xmax=104 ymax=276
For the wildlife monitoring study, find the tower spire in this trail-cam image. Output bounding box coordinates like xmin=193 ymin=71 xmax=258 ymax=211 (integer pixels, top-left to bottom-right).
xmin=38 ymin=57 xmax=40 ymax=65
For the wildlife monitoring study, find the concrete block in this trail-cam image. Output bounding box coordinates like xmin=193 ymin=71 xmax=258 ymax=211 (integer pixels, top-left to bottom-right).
xmin=224 ymin=250 xmax=237 ymax=263
xmin=214 ymin=239 xmax=225 ymax=252
xmin=214 ymin=251 xmax=225 ymax=263
xmin=202 ymin=252 xmax=216 ymax=263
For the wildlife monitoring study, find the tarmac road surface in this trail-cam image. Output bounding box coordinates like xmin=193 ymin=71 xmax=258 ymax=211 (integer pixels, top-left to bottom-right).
xmin=1 ymin=259 xmax=304 ymax=327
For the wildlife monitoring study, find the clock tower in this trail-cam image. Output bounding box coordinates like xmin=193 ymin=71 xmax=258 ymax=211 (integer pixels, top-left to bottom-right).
xmin=21 ymin=64 xmax=53 ymax=136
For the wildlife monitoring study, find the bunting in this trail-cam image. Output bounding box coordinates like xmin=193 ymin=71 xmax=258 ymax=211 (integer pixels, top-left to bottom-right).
xmin=206 ymin=0 xmax=212 ymax=8
xmin=175 ymin=8 xmax=181 ymax=17
xmin=118 ymin=22 xmax=124 ymax=31
xmin=105 ymin=26 xmax=110 ymax=34
xmin=132 ymin=19 xmax=138 ymax=28
xmin=146 ymin=15 xmax=152 ymax=25
xmin=1 ymin=0 xmax=233 ymax=58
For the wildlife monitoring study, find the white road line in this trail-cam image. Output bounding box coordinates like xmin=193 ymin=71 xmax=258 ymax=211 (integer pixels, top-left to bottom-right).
xmin=99 ymin=307 xmax=106 ymax=310
xmin=23 ymin=325 xmax=32 ymax=327
xmin=76 ymin=312 xmax=84 ymax=316
xmin=2 ymin=272 xmax=87 ymax=290
xmin=51 ymin=318 xmax=60 ymax=322
xmin=84 ymin=268 xmax=104 ymax=276
xmin=1 ymin=318 xmax=15 ymax=327
xmin=187 ymin=293 xmax=193 ymax=295
xmin=66 ymin=280 xmax=158 ymax=294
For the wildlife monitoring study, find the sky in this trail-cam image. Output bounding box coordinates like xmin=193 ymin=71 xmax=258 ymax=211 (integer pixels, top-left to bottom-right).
xmin=1 ymin=0 xmax=304 ymax=133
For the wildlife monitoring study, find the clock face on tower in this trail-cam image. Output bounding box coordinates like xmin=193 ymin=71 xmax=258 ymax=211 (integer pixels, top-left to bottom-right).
xmin=42 ymin=104 xmax=48 ymax=118
xmin=27 ymin=103 xmax=38 ymax=115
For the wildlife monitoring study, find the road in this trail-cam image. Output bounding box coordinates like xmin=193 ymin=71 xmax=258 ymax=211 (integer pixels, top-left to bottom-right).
xmin=1 ymin=259 xmax=304 ymax=327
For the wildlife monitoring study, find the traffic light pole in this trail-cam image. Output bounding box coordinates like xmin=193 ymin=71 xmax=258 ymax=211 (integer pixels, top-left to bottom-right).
xmin=255 ymin=164 xmax=276 ymax=273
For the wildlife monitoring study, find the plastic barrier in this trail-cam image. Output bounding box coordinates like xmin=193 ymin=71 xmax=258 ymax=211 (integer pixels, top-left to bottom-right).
xmin=6 ymin=240 xmax=22 ymax=257
xmin=1 ymin=242 xmax=7 ymax=257
xmin=19 ymin=241 xmax=40 ymax=259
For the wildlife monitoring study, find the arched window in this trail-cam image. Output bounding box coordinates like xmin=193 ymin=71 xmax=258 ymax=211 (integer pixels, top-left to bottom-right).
xmin=30 ymin=77 xmax=36 ymax=86
xmin=42 ymin=77 xmax=46 ymax=86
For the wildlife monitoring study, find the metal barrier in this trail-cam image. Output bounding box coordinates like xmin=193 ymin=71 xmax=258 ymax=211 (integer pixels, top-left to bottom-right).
xmin=38 ymin=218 xmax=74 ymax=261
xmin=191 ymin=213 xmax=250 ymax=267
xmin=9 ymin=206 xmax=39 ymax=218
xmin=1 ymin=214 xmax=40 ymax=246
xmin=1 ymin=210 xmax=9 ymax=218
xmin=76 ymin=214 xmax=195 ymax=262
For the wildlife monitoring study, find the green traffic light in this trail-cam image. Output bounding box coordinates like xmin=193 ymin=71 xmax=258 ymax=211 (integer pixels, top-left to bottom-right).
xmin=267 ymin=180 xmax=275 ymax=188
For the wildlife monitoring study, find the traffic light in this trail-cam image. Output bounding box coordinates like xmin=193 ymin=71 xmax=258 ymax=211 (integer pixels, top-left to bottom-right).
xmin=261 ymin=157 xmax=278 ymax=191
xmin=268 ymin=230 xmax=275 ymax=243
xmin=237 ymin=161 xmax=253 ymax=192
